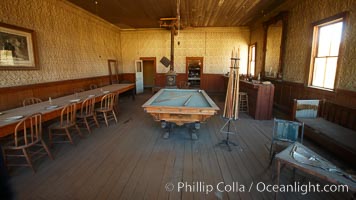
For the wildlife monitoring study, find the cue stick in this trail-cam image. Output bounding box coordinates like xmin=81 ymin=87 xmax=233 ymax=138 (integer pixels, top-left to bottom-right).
xmin=224 ymin=63 xmax=234 ymax=118
xmin=234 ymin=67 xmax=240 ymax=120
xmin=183 ymin=94 xmax=193 ymax=106
xmin=155 ymin=94 xmax=191 ymax=103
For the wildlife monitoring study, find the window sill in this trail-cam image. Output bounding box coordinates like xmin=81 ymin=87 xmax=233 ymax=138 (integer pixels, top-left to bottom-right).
xmin=307 ymin=85 xmax=335 ymax=92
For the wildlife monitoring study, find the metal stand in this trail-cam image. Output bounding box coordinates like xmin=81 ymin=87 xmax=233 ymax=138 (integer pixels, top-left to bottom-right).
xmin=217 ymin=118 xmax=238 ymax=151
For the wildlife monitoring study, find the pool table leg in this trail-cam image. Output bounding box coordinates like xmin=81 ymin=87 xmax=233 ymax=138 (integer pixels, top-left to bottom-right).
xmin=161 ymin=121 xmax=172 ymax=139
xmin=191 ymin=122 xmax=200 ymax=140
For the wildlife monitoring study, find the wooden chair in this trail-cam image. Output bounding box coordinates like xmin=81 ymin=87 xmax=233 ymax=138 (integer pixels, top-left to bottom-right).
xmin=269 ymin=118 xmax=304 ymax=165
xmin=89 ymin=84 xmax=98 ymax=90
xmin=77 ymin=97 xmax=100 ymax=133
xmin=23 ymin=97 xmax=42 ymax=107
xmin=96 ymin=93 xmax=118 ymax=127
xmin=2 ymin=113 xmax=53 ymax=172
xmin=49 ymin=103 xmax=83 ymax=147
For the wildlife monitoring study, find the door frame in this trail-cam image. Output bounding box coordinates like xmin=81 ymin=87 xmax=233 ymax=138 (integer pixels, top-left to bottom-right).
xmin=140 ymin=57 xmax=156 ymax=86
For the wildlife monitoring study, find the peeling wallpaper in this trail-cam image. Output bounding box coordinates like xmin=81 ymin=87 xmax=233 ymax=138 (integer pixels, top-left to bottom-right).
xmin=283 ymin=0 xmax=356 ymax=90
xmin=120 ymin=27 xmax=250 ymax=75
xmin=0 ymin=0 xmax=121 ymax=87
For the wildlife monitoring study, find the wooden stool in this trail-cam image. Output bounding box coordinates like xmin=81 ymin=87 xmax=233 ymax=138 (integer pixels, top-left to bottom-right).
xmin=239 ymin=92 xmax=249 ymax=112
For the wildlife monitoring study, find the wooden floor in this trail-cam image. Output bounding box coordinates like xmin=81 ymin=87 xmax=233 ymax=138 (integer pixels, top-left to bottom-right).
xmin=7 ymin=90 xmax=354 ymax=200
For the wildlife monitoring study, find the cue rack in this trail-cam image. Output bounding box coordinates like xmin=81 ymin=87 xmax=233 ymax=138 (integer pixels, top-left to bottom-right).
xmin=218 ymin=48 xmax=240 ymax=151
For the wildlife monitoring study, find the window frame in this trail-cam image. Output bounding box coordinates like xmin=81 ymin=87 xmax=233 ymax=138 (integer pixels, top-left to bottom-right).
xmin=248 ymin=43 xmax=257 ymax=76
xmin=306 ymin=12 xmax=348 ymax=91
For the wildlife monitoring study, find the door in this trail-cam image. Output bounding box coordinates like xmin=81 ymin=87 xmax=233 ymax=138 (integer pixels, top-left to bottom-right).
xmin=141 ymin=57 xmax=156 ymax=87
xmin=135 ymin=60 xmax=144 ymax=94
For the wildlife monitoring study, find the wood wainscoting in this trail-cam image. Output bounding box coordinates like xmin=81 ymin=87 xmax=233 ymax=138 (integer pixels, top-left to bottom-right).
xmin=129 ymin=73 xmax=226 ymax=93
xmin=0 ymin=76 xmax=111 ymax=111
xmin=271 ymin=80 xmax=356 ymax=115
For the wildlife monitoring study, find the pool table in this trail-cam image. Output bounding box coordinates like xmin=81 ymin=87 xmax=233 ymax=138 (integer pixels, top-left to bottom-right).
xmin=142 ymin=89 xmax=219 ymax=139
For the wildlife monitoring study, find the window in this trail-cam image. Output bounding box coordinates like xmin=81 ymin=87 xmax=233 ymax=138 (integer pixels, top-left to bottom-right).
xmin=248 ymin=44 xmax=256 ymax=76
xmin=309 ymin=14 xmax=346 ymax=90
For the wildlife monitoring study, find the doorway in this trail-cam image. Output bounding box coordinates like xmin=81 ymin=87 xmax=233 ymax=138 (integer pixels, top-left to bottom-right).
xmin=140 ymin=57 xmax=156 ymax=88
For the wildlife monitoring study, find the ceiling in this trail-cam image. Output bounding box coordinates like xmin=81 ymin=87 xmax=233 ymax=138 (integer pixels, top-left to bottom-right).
xmin=68 ymin=0 xmax=286 ymax=29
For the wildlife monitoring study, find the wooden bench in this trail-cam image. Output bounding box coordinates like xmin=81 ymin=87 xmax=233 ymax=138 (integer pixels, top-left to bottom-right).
xmin=292 ymin=99 xmax=356 ymax=167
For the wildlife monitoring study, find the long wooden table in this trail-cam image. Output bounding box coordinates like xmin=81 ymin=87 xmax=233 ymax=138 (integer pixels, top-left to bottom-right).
xmin=0 ymin=83 xmax=135 ymax=137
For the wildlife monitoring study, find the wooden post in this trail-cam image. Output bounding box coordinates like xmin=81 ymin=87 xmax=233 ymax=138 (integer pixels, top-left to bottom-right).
xmin=170 ymin=26 xmax=175 ymax=71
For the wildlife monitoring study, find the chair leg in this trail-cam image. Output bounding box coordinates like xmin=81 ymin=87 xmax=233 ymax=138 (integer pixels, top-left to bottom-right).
xmin=41 ymin=140 xmax=54 ymax=160
xmin=23 ymin=149 xmax=35 ymax=173
xmin=2 ymin=148 xmax=8 ymax=171
xmin=84 ymin=118 xmax=91 ymax=134
xmin=269 ymin=142 xmax=274 ymax=159
xmin=269 ymin=152 xmax=276 ymax=167
xmin=103 ymin=113 xmax=109 ymax=127
xmin=65 ymin=129 xmax=74 ymax=145
xmin=76 ymin=125 xmax=83 ymax=138
xmin=49 ymin=128 xmax=53 ymax=148
xmin=112 ymin=110 xmax=118 ymax=123
xmin=93 ymin=115 xmax=100 ymax=128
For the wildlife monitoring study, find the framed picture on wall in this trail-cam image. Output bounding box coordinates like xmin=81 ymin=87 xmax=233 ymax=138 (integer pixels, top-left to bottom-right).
xmin=0 ymin=22 xmax=38 ymax=70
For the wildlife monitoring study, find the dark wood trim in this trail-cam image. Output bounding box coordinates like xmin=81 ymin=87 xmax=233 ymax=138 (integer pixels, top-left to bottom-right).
xmin=0 ymin=75 xmax=111 ymax=110
xmin=0 ymin=75 xmax=110 ymax=92
xmin=337 ymin=88 xmax=356 ymax=98
xmin=311 ymin=12 xmax=349 ymax=26
xmin=271 ymin=80 xmax=356 ymax=117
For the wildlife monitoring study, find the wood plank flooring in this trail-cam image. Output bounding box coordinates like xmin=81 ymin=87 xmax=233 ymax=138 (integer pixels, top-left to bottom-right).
xmin=6 ymin=91 xmax=354 ymax=200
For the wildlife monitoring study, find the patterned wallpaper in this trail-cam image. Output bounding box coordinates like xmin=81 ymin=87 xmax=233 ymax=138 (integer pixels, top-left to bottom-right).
xmin=265 ymin=26 xmax=282 ymax=77
xmin=0 ymin=0 xmax=121 ymax=87
xmin=120 ymin=27 xmax=250 ymax=75
xmin=250 ymin=0 xmax=356 ymax=91
xmin=283 ymin=0 xmax=355 ymax=90
xmin=250 ymin=25 xmax=264 ymax=77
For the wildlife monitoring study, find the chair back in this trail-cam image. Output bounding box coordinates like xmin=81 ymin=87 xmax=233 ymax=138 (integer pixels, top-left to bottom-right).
xmin=273 ymin=118 xmax=304 ymax=144
xmin=100 ymin=93 xmax=115 ymax=110
xmin=23 ymin=97 xmax=42 ymax=107
xmin=13 ymin=113 xmax=42 ymax=148
xmin=80 ymin=97 xmax=96 ymax=116
xmin=295 ymin=100 xmax=320 ymax=119
xmin=60 ymin=103 xmax=77 ymax=127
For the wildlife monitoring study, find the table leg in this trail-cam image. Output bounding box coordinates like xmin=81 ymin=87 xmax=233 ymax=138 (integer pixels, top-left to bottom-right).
xmin=131 ymin=88 xmax=135 ymax=100
xmin=275 ymin=160 xmax=281 ymax=200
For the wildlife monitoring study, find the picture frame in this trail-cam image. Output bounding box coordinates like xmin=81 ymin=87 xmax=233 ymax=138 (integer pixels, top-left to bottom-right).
xmin=0 ymin=22 xmax=38 ymax=70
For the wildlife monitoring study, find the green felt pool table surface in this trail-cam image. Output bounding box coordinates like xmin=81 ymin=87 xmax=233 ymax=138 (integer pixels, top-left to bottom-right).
xmin=142 ymin=89 xmax=219 ymax=126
